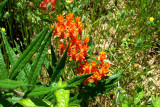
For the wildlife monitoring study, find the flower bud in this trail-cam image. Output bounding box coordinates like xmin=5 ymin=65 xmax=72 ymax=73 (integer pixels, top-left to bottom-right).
xmin=43 ymin=4 xmax=47 ymax=10
xmin=51 ymin=0 xmax=57 ymax=5
xmin=29 ymin=2 xmax=34 ymax=8
xmin=51 ymin=6 xmax=55 ymax=11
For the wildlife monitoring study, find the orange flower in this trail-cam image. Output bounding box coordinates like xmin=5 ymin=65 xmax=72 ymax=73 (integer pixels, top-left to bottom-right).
xmin=69 ymin=49 xmax=77 ymax=61
xmin=78 ymin=22 xmax=83 ymax=29
xmin=83 ymin=62 xmax=91 ymax=74
xmin=66 ymin=13 xmax=74 ymax=22
xmin=84 ymin=37 xmax=89 ymax=44
xmin=76 ymin=64 xmax=84 ymax=75
xmin=57 ymin=15 xmax=65 ymax=25
xmin=81 ymin=44 xmax=89 ymax=56
xmin=100 ymin=51 xmax=106 ymax=61
xmin=52 ymin=13 xmax=111 ymax=86
xmin=77 ymin=51 xmax=85 ymax=64
xmin=92 ymin=72 xmax=101 ymax=84
xmin=103 ymin=62 xmax=110 ymax=69
xmin=68 ymin=26 xmax=74 ymax=33
xmin=75 ymin=16 xmax=81 ymax=23
xmin=51 ymin=23 xmax=58 ymax=35
xmin=58 ymin=42 xmax=65 ymax=55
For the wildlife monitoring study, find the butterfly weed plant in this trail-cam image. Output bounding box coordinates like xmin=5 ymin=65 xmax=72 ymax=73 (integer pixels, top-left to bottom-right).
xmin=0 ymin=1 xmax=121 ymax=106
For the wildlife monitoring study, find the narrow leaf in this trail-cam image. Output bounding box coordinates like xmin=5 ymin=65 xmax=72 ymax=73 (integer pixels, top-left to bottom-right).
xmin=86 ymin=56 xmax=101 ymax=64
xmin=67 ymin=73 xmax=93 ymax=86
xmin=0 ymin=48 xmax=8 ymax=79
xmin=69 ymin=94 xmax=82 ymax=104
xmin=51 ymin=43 xmax=57 ymax=67
xmin=27 ymin=87 xmax=57 ymax=97
xmin=14 ymin=41 xmax=32 ymax=89
xmin=51 ymin=44 xmax=69 ymax=82
xmin=0 ymin=0 xmax=7 ymax=21
xmin=44 ymin=58 xmax=53 ymax=77
xmin=29 ymin=28 xmax=54 ymax=86
xmin=1 ymin=29 xmax=18 ymax=66
xmin=0 ymin=79 xmax=28 ymax=89
xmin=9 ymin=27 xmax=49 ymax=80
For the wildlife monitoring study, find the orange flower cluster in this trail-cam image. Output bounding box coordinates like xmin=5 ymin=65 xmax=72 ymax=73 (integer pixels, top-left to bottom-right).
xmin=77 ymin=51 xmax=110 ymax=85
xmin=51 ymin=13 xmax=110 ymax=85
xmin=51 ymin=13 xmax=87 ymax=64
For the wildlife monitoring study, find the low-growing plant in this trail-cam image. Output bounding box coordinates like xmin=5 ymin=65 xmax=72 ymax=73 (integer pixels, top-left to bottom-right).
xmin=0 ymin=13 xmax=121 ymax=107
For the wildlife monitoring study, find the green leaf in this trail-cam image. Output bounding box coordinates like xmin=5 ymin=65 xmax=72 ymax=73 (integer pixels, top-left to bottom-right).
xmin=0 ymin=79 xmax=28 ymax=89
xmin=87 ymin=35 xmax=94 ymax=55
xmin=14 ymin=41 xmax=32 ymax=91
xmin=27 ymin=85 xmax=74 ymax=97
xmin=27 ymin=87 xmax=59 ymax=97
xmin=29 ymin=28 xmax=54 ymax=87
xmin=9 ymin=27 xmax=49 ymax=80
xmin=0 ymin=0 xmax=7 ymax=21
xmin=17 ymin=98 xmax=53 ymax=107
xmin=51 ymin=43 xmax=57 ymax=67
xmin=14 ymin=40 xmax=22 ymax=55
xmin=69 ymin=104 xmax=80 ymax=107
xmin=54 ymin=78 xmax=70 ymax=107
xmin=86 ymin=56 xmax=101 ymax=64
xmin=87 ymin=43 xmax=94 ymax=55
xmin=72 ymin=74 xmax=121 ymax=103
xmin=105 ymin=73 xmax=123 ymax=84
xmin=67 ymin=73 xmax=93 ymax=86
xmin=44 ymin=58 xmax=53 ymax=77
xmin=1 ymin=29 xmax=18 ymax=66
xmin=69 ymin=94 xmax=82 ymax=104
xmin=1 ymin=29 xmax=30 ymax=89
xmin=152 ymin=97 xmax=160 ymax=107
xmin=0 ymin=48 xmax=8 ymax=80
xmin=134 ymin=90 xmax=144 ymax=105
xmin=51 ymin=44 xmax=69 ymax=82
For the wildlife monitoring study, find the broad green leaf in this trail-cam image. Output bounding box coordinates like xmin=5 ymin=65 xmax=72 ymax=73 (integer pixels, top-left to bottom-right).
xmin=29 ymin=28 xmax=54 ymax=87
xmin=0 ymin=48 xmax=8 ymax=79
xmin=0 ymin=79 xmax=28 ymax=89
xmin=152 ymin=97 xmax=160 ymax=107
xmin=9 ymin=27 xmax=49 ymax=80
xmin=0 ymin=0 xmax=7 ymax=21
xmin=134 ymin=90 xmax=144 ymax=105
xmin=67 ymin=73 xmax=93 ymax=86
xmin=17 ymin=98 xmax=53 ymax=107
xmin=44 ymin=84 xmax=75 ymax=101
xmin=54 ymin=78 xmax=70 ymax=107
xmin=51 ymin=44 xmax=69 ymax=82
